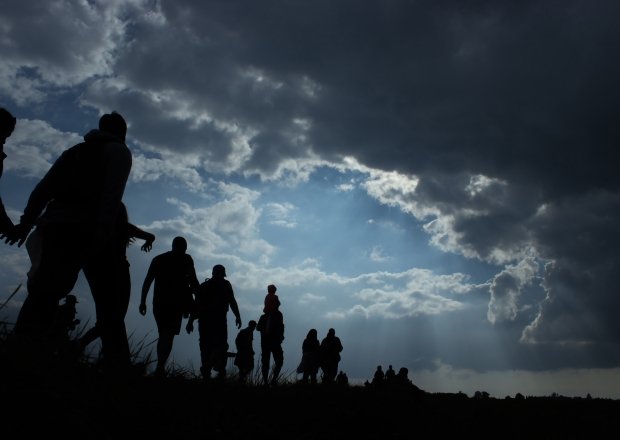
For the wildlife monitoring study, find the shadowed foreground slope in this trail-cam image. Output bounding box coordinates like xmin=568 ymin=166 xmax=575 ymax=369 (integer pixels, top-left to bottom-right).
xmin=2 ymin=345 xmax=619 ymax=440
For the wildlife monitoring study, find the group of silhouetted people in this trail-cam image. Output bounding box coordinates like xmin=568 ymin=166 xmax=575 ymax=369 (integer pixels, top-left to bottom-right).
xmin=0 ymin=107 xmax=342 ymax=384
xmin=1 ymin=107 xmax=420 ymax=389
xmin=367 ymin=364 xmax=414 ymax=389
xmin=2 ymin=108 xmax=134 ymax=375
xmin=296 ymin=327 xmax=344 ymax=384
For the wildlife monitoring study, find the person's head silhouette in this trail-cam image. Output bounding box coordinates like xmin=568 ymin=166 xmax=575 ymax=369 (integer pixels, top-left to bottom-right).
xmin=212 ymin=264 xmax=226 ymax=278
xmin=171 ymin=236 xmax=187 ymax=254
xmin=99 ymin=111 xmax=127 ymax=142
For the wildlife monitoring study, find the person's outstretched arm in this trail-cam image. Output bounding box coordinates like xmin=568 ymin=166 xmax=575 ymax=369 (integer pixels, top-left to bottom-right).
xmin=6 ymin=148 xmax=72 ymax=246
xmin=229 ymin=288 xmax=242 ymax=329
xmin=0 ymin=199 xmax=13 ymax=235
xmin=186 ymin=255 xmax=200 ymax=292
xmin=127 ymin=222 xmax=155 ymax=252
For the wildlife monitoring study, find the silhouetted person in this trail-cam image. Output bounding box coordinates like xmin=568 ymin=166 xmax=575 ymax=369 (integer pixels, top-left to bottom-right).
xmin=186 ymin=264 xmax=241 ymax=380
xmin=8 ymin=111 xmax=132 ymax=373
xmin=320 ymin=328 xmax=343 ymax=383
xmin=298 ymin=328 xmax=320 ymax=384
xmin=337 ymin=370 xmax=349 ymax=386
xmin=256 ymin=300 xmax=284 ymax=386
xmin=140 ymin=236 xmax=199 ymax=377
xmin=385 ymin=364 xmax=396 ymax=382
xmin=80 ymin=202 xmax=154 ymax=349
xmin=0 ymin=107 xmax=16 ymax=238
xmin=396 ymin=367 xmax=413 ymax=386
xmin=372 ymin=365 xmax=385 ymax=386
xmin=263 ymin=284 xmax=280 ymax=313
xmin=234 ymin=319 xmax=256 ymax=383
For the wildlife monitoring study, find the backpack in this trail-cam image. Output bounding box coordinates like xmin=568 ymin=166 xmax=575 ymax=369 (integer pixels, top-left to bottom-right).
xmin=256 ymin=313 xmax=267 ymax=332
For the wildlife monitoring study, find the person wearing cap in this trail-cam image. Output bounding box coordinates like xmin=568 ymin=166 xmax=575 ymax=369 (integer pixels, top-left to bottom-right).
xmin=186 ymin=264 xmax=241 ymax=380
xmin=140 ymin=236 xmax=200 ymax=377
xmin=7 ymin=111 xmax=133 ymax=373
xmin=0 ymin=107 xmax=17 ymax=238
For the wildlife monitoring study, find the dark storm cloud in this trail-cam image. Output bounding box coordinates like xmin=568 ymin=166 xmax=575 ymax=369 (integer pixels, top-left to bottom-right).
xmin=165 ymin=0 xmax=620 ymax=192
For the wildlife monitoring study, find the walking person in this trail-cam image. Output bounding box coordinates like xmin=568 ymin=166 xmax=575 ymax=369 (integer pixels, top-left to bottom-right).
xmin=80 ymin=202 xmax=155 ymax=349
xmin=140 ymin=236 xmax=199 ymax=377
xmin=186 ymin=264 xmax=241 ymax=380
xmin=297 ymin=328 xmax=321 ymax=384
xmin=234 ymin=320 xmax=257 ymax=383
xmin=256 ymin=298 xmax=284 ymax=386
xmin=320 ymin=328 xmax=343 ymax=384
xmin=7 ymin=111 xmax=133 ymax=374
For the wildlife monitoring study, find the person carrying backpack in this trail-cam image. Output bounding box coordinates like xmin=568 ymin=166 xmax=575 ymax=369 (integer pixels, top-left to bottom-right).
xmin=256 ymin=300 xmax=284 ymax=386
xmin=186 ymin=264 xmax=241 ymax=380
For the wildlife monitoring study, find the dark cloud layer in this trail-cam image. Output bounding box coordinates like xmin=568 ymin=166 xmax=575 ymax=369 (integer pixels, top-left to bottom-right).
xmin=138 ymin=0 xmax=620 ymax=364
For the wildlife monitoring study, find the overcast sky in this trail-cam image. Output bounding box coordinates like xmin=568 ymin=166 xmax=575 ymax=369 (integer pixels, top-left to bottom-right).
xmin=2 ymin=0 xmax=620 ymax=398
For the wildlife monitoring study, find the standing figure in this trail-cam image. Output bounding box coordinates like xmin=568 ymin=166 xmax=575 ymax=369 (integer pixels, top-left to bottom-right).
xmin=0 ymin=107 xmax=17 ymax=238
xmin=8 ymin=112 xmax=133 ymax=374
xmin=298 ymin=328 xmax=321 ymax=384
xmin=186 ymin=264 xmax=241 ymax=380
xmin=320 ymin=328 xmax=343 ymax=383
xmin=263 ymin=284 xmax=280 ymax=313
xmin=385 ymin=364 xmax=396 ymax=382
xmin=396 ymin=367 xmax=413 ymax=386
xmin=140 ymin=236 xmax=199 ymax=377
xmin=234 ymin=320 xmax=257 ymax=383
xmin=80 ymin=202 xmax=155 ymax=349
xmin=256 ymin=300 xmax=284 ymax=386
xmin=336 ymin=371 xmax=349 ymax=386
xmin=372 ymin=365 xmax=385 ymax=386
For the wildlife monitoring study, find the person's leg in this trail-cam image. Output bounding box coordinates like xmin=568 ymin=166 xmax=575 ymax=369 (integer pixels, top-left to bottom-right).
xmin=271 ymin=343 xmax=284 ymax=385
xmin=260 ymin=343 xmax=270 ymax=385
xmin=321 ymin=364 xmax=331 ymax=383
xmin=328 ymin=364 xmax=338 ymax=383
xmin=155 ymin=330 xmax=174 ymax=375
xmin=198 ymin=321 xmax=212 ymax=379
xmin=214 ymin=332 xmax=229 ymax=378
xmin=14 ymin=225 xmax=80 ymax=344
xmin=83 ymin=257 xmax=131 ymax=373
xmin=79 ymin=323 xmax=101 ymax=348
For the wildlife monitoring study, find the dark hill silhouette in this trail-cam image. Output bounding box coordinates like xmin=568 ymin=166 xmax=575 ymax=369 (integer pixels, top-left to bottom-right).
xmin=1 ymin=327 xmax=618 ymax=439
